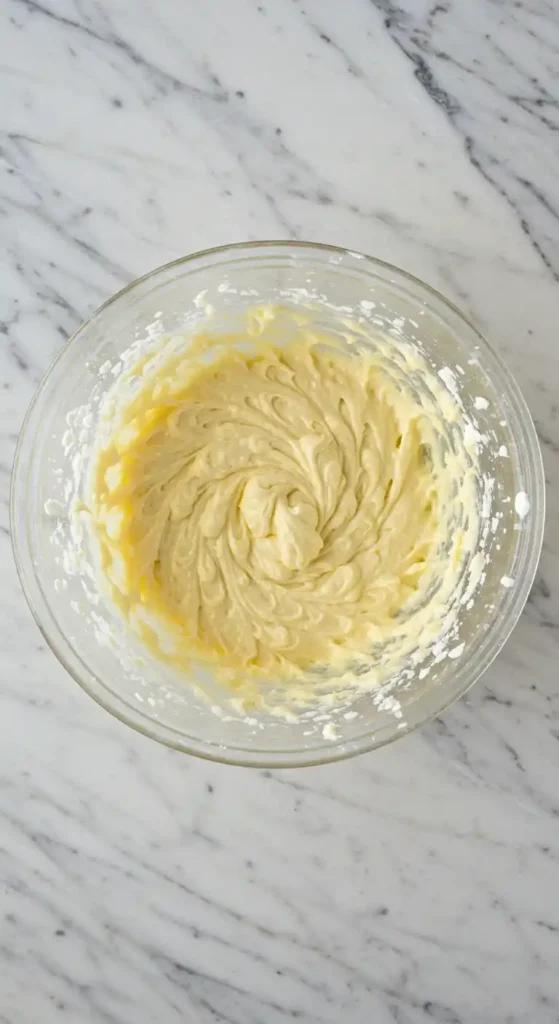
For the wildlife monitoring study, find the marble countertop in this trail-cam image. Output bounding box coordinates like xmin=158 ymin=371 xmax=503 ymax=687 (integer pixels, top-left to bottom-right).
xmin=2 ymin=1 xmax=559 ymax=1021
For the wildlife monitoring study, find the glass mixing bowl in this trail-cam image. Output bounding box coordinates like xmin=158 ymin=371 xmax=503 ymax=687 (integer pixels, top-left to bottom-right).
xmin=11 ymin=242 xmax=544 ymax=767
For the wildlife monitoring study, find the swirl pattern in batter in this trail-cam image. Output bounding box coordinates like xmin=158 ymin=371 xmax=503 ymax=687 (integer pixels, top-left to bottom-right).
xmin=90 ymin=307 xmax=477 ymax=696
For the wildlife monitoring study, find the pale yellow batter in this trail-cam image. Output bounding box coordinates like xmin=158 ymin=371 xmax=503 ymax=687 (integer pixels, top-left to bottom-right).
xmin=89 ymin=305 xmax=479 ymax=705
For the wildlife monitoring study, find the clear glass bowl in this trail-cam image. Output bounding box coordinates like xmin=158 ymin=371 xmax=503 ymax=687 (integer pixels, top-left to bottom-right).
xmin=11 ymin=242 xmax=545 ymax=767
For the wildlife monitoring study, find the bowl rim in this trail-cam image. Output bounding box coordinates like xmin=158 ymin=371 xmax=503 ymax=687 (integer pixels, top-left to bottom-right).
xmin=10 ymin=240 xmax=546 ymax=767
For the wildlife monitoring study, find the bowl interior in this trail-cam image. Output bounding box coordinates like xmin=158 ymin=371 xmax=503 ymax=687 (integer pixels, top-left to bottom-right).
xmin=11 ymin=243 xmax=544 ymax=766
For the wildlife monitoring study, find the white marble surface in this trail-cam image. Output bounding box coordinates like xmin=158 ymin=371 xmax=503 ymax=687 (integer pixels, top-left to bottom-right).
xmin=2 ymin=0 xmax=559 ymax=1021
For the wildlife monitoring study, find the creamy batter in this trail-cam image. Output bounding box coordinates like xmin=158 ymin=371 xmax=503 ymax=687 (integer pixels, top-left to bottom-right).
xmin=89 ymin=306 xmax=479 ymax=706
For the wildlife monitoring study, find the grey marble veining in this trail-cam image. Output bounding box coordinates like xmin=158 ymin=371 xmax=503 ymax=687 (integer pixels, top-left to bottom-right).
xmin=1 ymin=1 xmax=559 ymax=1021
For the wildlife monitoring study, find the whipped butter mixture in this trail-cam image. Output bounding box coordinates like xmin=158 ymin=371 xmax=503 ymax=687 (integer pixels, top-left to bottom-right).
xmin=89 ymin=306 xmax=479 ymax=708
